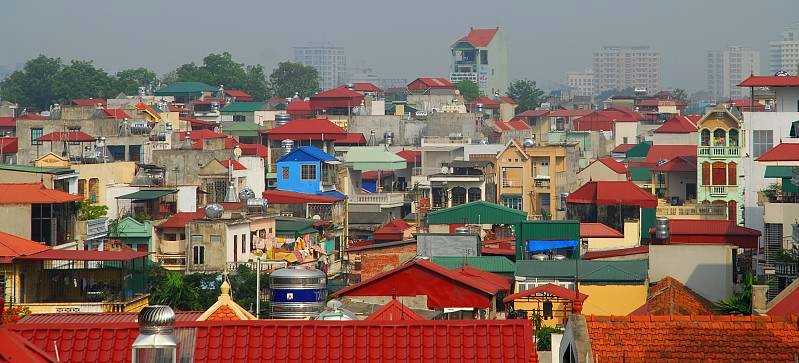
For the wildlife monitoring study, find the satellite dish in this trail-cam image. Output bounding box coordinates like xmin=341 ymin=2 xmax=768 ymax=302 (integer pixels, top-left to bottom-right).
xmin=232 ymin=146 xmax=242 ymax=159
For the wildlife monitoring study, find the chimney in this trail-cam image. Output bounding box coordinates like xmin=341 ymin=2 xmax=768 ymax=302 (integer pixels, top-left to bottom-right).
xmin=751 ymin=284 xmax=769 ymax=315
xmin=132 ymin=305 xmax=178 ymax=363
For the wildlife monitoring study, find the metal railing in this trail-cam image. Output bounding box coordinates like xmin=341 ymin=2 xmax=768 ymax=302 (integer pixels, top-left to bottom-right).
xmin=502 ymin=180 xmax=523 ymax=188
xmin=774 ymin=262 xmax=799 ymax=277
xmin=349 ymin=192 xmax=405 ymax=206
xmin=707 ymin=185 xmax=736 ymax=197
xmin=698 ymin=146 xmax=740 ymax=158
xmin=154 ymin=254 xmax=186 ymax=270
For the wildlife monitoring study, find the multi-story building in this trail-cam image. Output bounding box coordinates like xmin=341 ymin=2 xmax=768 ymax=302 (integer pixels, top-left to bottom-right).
xmin=450 ymin=27 xmax=509 ymax=96
xmin=592 ymin=46 xmax=661 ymax=93
xmin=696 ymin=106 xmax=743 ymax=224
xmin=293 ymin=44 xmax=347 ymax=91
xmin=566 ymin=69 xmax=595 ymax=97
xmin=769 ymin=23 xmax=799 ymax=75
xmin=707 ymin=46 xmax=760 ymax=100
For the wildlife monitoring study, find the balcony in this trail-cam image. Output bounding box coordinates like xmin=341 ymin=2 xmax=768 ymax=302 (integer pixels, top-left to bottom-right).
xmin=698 ymin=146 xmax=740 ymax=158
xmin=21 ymin=294 xmax=150 ymax=314
xmin=501 ymin=179 xmax=523 ymax=188
xmin=534 ymin=179 xmax=551 ymax=189
xmin=154 ymin=254 xmax=186 ymax=271
xmin=707 ymin=185 xmax=737 ymax=197
xmin=773 ymin=262 xmax=799 ymax=278
xmin=349 ymin=192 xmax=405 ymax=208
xmin=227 ymin=260 xmax=288 ymax=273
xmin=450 ymin=72 xmax=478 ymax=83
xmin=656 ymin=203 xmax=727 ymax=219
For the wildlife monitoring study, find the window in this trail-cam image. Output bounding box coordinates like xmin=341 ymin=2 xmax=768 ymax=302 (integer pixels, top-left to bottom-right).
xmin=192 ymin=245 xmax=205 ymax=265
xmin=241 ymin=234 xmax=246 ymax=253
xmin=753 ymin=130 xmax=774 ymax=157
xmin=301 ymin=164 xmax=317 ymax=180
xmin=480 ymin=50 xmax=488 ymax=65
xmin=88 ymin=178 xmax=99 ymax=203
xmin=728 ymin=162 xmax=737 ymax=186
xmin=30 ymin=128 xmax=43 ymax=145
xmin=502 ymin=195 xmax=522 ymax=210
xmin=233 ymin=115 xmax=246 ymax=122
xmin=728 ymin=129 xmax=739 ymax=147
xmin=67 ymin=127 xmax=81 ymax=145
xmin=191 ymin=235 xmax=203 ymax=244
xmin=701 ymin=162 xmax=710 ymax=185
xmin=712 ymin=162 xmax=727 ymax=185
xmin=281 ymin=167 xmax=289 ymax=180
xmin=713 ymin=129 xmax=727 ymax=146
xmin=78 ymin=179 xmax=86 ymax=197
xmin=210 ymin=235 xmax=221 ymax=244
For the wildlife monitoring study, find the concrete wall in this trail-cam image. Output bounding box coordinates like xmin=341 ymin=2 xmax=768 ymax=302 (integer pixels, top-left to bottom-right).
xmin=72 ymin=162 xmax=137 ymax=206
xmin=0 ymin=205 xmax=32 ymax=239
xmin=225 ymin=222 xmax=252 ymax=263
xmin=238 ymin=155 xmax=266 ymax=196
xmin=613 ymin=122 xmax=638 ymax=146
xmin=649 ymin=244 xmax=734 ymax=302
xmin=576 ymin=162 xmax=627 ymax=186
xmin=105 ymin=185 xmax=138 ymax=220
xmin=152 ymin=148 xmax=235 ymax=185
xmin=665 ymin=171 xmax=696 ymax=201
xmin=585 ymin=222 xmax=640 ymax=251
xmin=650 ymin=132 xmax=697 ymax=145
xmin=764 ymin=201 xmax=799 ymax=249
xmin=580 ymin=283 xmax=647 ymax=316
xmin=776 ymin=88 xmax=799 ymax=112
xmin=407 ymin=94 xmax=457 ymax=113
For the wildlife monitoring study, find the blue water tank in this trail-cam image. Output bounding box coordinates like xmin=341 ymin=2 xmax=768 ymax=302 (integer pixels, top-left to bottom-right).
xmin=268 ymin=266 xmax=327 ymax=319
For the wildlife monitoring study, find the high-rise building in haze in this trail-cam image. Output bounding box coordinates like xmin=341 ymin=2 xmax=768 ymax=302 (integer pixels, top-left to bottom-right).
xmin=707 ymin=46 xmax=760 ymax=100
xmin=450 ymin=27 xmax=509 ymax=96
xmin=565 ymin=69 xmax=595 ymax=97
xmin=769 ymin=23 xmax=799 ymax=75
xmin=592 ymin=46 xmax=661 ymax=94
xmin=293 ymin=44 xmax=347 ymax=91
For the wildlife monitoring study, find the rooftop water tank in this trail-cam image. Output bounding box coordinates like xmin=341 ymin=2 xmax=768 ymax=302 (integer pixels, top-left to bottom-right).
xmin=204 ymin=203 xmax=224 ymax=219
xmin=269 ymin=266 xmax=327 ymax=319
xmin=275 ymin=114 xmax=291 ymax=127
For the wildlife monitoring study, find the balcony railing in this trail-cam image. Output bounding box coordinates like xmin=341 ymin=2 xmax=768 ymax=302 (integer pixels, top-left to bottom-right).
xmin=707 ymin=185 xmax=737 ymax=197
xmin=154 ymin=254 xmax=186 ymax=271
xmin=450 ymin=72 xmax=478 ymax=83
xmin=656 ymin=203 xmax=727 ymax=219
xmin=227 ymin=260 xmax=288 ymax=273
xmin=773 ymin=262 xmax=799 ymax=277
xmin=698 ymin=146 xmax=740 ymax=158
xmin=502 ymin=180 xmax=523 ymax=188
xmin=534 ymin=179 xmax=550 ymax=188
xmin=20 ymin=294 xmax=150 ymax=314
xmin=349 ymin=192 xmax=405 ymax=207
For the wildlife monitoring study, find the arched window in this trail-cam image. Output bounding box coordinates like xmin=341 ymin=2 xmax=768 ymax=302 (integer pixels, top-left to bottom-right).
xmin=728 ymin=129 xmax=739 ymax=147
xmin=467 ymin=187 xmax=482 ymax=202
xmin=712 ymin=162 xmax=727 ymax=185
xmin=701 ymin=162 xmax=711 ymax=185
xmin=451 ymin=187 xmax=467 ymax=206
xmin=701 ymin=129 xmax=711 ymax=146
xmin=88 ymin=178 xmax=99 ymax=202
xmin=713 ymin=129 xmax=727 ymax=146
xmin=727 ymin=162 xmax=737 ymax=186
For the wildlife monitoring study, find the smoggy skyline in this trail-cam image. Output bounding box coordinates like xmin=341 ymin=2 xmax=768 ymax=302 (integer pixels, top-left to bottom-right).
xmin=1 ymin=0 xmax=796 ymax=91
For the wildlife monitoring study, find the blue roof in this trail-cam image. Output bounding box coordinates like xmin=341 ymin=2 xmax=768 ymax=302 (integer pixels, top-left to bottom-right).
xmin=277 ymin=146 xmax=336 ymax=163
xmin=319 ymin=190 xmax=346 ymax=201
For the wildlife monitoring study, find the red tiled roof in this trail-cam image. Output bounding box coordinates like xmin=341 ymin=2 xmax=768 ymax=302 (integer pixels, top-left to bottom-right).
xmin=333 ymin=133 xmax=367 ymax=145
xmin=548 ymin=109 xmax=591 ymax=118
xmin=102 ymin=108 xmax=130 ymax=119
xmin=481 ymin=246 xmax=515 ymax=256
xmin=176 ymin=129 xmax=227 ymax=140
xmin=653 ymin=156 xmax=696 ymax=172
xmin=220 ymin=159 xmax=247 ymax=171
xmin=366 ymin=299 xmax=424 ymax=321
xmin=728 ymin=98 xmax=765 ymax=110
xmin=629 ymin=276 xmax=715 ymax=316
xmin=768 ymin=278 xmax=799 ymax=317
xmin=238 ymin=143 xmax=268 ymax=158
xmin=396 ymin=149 xmax=421 ymax=164
xmin=666 ymin=219 xmax=760 ymax=248
xmin=517 ymin=109 xmax=549 ymax=118
xmin=362 ymin=170 xmax=394 ymax=180
xmin=134 ymin=102 xmax=160 ymax=118
xmin=644 ymin=145 xmax=696 ymax=164
xmin=507 ymin=117 xmax=530 ymax=130
xmin=499 ymin=96 xmax=517 ymax=105
xmin=0 ymin=136 xmax=18 ymax=153
xmin=0 ymin=116 xmax=15 ymax=127
xmin=653 ymin=115 xmax=698 ymax=134
xmin=739 ymin=75 xmax=799 ymax=87
xmin=71 ymin=98 xmax=106 ymax=107
xmin=584 ymin=314 xmax=799 ymax=361
xmin=18 ymin=311 xmax=203 ymax=324
xmin=263 ymin=189 xmax=339 ymax=204
xmin=756 ymin=143 xmax=799 ymax=162
xmin=158 ymin=210 xmax=204 ymax=229
xmin=266 ymin=118 xmax=347 ymax=141
xmin=12 ymin=320 xmax=537 ymax=363
xmin=582 ymin=246 xmax=649 ymax=260
xmin=17 ymin=249 xmax=149 ymax=262
xmin=0 ymin=327 xmax=56 ymax=363
xmin=0 ymin=231 xmax=49 ymax=263
xmin=685 ymin=114 xmax=702 ymax=124
xmin=351 ymin=82 xmax=381 ymax=93
xmin=18 ymin=113 xmax=48 ymax=120
xmin=612 ymin=143 xmax=636 ymax=153
xmin=36 ymin=131 xmax=96 ymax=142
xmin=310 ymin=86 xmax=365 ymax=109
xmin=567 ymin=181 xmax=657 ymax=208
xmin=573 ymin=111 xmax=615 ymax=131
xmin=286 ymin=99 xmax=312 ymax=112
xmin=580 ymin=223 xmax=623 ymax=238
xmin=494 ymin=120 xmax=512 ymax=131
xmin=457 ymin=28 xmax=499 ymax=47
xmin=182 ymin=117 xmax=216 ymax=130
xmin=224 ymin=89 xmax=253 ymax=100
xmin=0 ymin=183 xmax=83 ymax=205
xmin=593 ymin=157 xmax=627 ymax=174
xmin=503 ymin=283 xmax=588 ymax=304
xmin=473 ymin=96 xmax=501 ymax=109
xmin=407 ymin=77 xmax=454 ymax=91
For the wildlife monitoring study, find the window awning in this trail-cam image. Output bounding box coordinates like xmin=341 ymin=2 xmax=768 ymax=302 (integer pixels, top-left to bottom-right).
xmin=765 ymin=165 xmax=798 ymax=178
xmin=342 ymin=147 xmax=407 ymax=171
xmin=116 ymin=189 xmax=177 ymax=201
xmin=525 ymin=240 xmax=578 ymax=253
xmin=18 ymin=249 xmax=149 ymax=261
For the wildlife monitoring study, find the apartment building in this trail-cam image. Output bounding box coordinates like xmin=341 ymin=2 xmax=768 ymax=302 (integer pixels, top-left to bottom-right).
xmin=707 ymin=46 xmax=760 ymax=99
xmin=769 ymin=23 xmax=799 ymax=75
xmin=592 ymin=46 xmax=661 ymax=93
xmin=293 ymin=43 xmax=347 ymax=91
xmin=566 ymin=69 xmax=595 ymax=97
xmin=450 ymin=27 xmax=509 ymax=96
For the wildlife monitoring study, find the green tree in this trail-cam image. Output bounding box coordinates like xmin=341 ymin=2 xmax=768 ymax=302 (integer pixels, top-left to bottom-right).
xmin=168 ymin=52 xmax=271 ymax=101
xmin=531 ymin=313 xmax=563 ymax=351
xmin=52 ymin=60 xmax=116 ymax=101
xmin=150 ymin=272 xmax=202 ymax=310
xmin=672 ymin=88 xmax=688 ymax=103
xmin=0 ymin=55 xmax=63 ymax=110
xmin=76 ymin=201 xmax=108 ymax=221
xmin=115 ymin=67 xmax=157 ymax=95
xmin=269 ymin=61 xmax=320 ymax=98
xmin=454 ymin=80 xmax=480 ymax=102
xmin=227 ymin=265 xmax=267 ymax=314
xmin=507 ymin=79 xmax=545 ymax=113
xmin=242 ymin=64 xmax=271 ymax=101
xmin=715 ymin=273 xmax=754 ymax=314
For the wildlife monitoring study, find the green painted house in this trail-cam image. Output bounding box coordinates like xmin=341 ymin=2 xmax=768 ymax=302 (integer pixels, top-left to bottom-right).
xmin=108 ymin=216 xmax=153 ymax=252
xmin=221 ymin=102 xmax=267 ymax=123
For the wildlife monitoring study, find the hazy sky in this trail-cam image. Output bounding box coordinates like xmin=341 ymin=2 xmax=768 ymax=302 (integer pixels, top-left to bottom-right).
xmin=2 ymin=0 xmax=796 ymax=91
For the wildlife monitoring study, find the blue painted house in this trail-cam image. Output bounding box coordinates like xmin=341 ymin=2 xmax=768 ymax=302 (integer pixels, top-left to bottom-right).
xmin=276 ymin=146 xmax=340 ymax=195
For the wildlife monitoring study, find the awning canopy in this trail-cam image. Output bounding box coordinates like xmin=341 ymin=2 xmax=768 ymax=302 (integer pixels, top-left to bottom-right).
xmin=116 ymin=189 xmax=177 ymax=201
xmin=765 ymin=165 xmax=798 ymax=178
xmin=342 ymin=147 xmax=407 ymax=171
xmin=18 ymin=249 xmax=149 ymax=261
xmin=567 ymin=181 xmax=658 ymax=208
xmin=526 ymin=240 xmax=578 ymax=253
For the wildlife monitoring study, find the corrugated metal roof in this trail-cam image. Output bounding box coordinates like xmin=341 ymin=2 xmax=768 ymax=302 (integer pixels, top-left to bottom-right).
xmin=427 ymin=201 xmax=527 ymax=225
xmin=18 ymin=311 xmax=202 ymax=324
xmin=116 ymin=189 xmax=177 ymax=201
xmin=431 ymin=256 xmax=515 ymax=273
xmin=221 ymin=102 xmax=265 ymax=112
xmin=515 ymin=259 xmax=648 ymax=282
xmin=154 ymin=82 xmax=216 ymax=95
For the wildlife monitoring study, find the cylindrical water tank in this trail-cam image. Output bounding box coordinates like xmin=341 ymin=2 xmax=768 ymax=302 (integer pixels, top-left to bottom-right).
xmin=281 ymin=139 xmax=294 ymax=155
xmin=655 ymin=217 xmax=670 ymax=240
xmin=269 ymin=267 xmax=327 ymax=319
xmin=275 ymin=114 xmax=291 ymax=127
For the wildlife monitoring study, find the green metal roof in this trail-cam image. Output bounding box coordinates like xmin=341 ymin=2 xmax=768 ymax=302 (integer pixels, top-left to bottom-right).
xmin=276 ymin=216 xmax=317 ymax=237
xmin=628 ymin=166 xmax=652 ymax=182
xmin=0 ymin=164 xmax=75 ymax=175
xmin=154 ymin=82 xmax=216 ymax=96
xmin=221 ymin=102 xmax=265 ymax=113
xmin=765 ymin=166 xmax=797 ymax=178
xmin=116 ymin=189 xmax=177 ymax=201
xmin=625 ymin=141 xmax=652 ymax=158
xmin=431 ymin=256 xmax=515 ymax=273
xmin=515 ymin=259 xmax=648 ymax=283
xmin=222 ymin=122 xmax=261 ymax=137
xmin=514 ymin=220 xmax=580 ymax=259
xmin=109 ymin=216 xmax=152 ymax=238
xmin=427 ymin=201 xmax=527 ymax=225
xmin=342 ymin=147 xmax=407 ymax=171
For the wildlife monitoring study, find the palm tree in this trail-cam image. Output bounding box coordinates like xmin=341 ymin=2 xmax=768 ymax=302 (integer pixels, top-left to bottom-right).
xmin=715 ymin=273 xmax=754 ymax=314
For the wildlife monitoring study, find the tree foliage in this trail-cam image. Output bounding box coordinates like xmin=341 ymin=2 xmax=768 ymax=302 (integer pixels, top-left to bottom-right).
xmin=507 ymin=79 xmax=545 ymax=113
xmin=531 ymin=313 xmax=563 ymax=351
xmin=454 ymin=80 xmax=480 ymax=102
xmin=0 ymin=55 xmax=63 ymax=110
xmin=76 ymin=201 xmax=108 ymax=221
xmin=150 ymin=271 xmax=203 ymax=311
xmin=167 ymin=52 xmax=271 ymax=101
xmin=269 ymin=61 xmax=320 ymax=98
xmin=51 ymin=60 xmax=117 ymax=101
xmin=672 ymin=88 xmax=688 ymax=103
xmin=115 ymin=67 xmax=157 ymax=96
xmin=147 ymin=264 xmax=260 ymax=313
xmin=715 ymin=273 xmax=754 ymax=315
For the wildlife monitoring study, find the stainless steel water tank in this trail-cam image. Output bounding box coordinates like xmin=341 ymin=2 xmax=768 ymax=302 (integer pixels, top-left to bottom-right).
xmin=269 ymin=267 xmax=327 ymax=319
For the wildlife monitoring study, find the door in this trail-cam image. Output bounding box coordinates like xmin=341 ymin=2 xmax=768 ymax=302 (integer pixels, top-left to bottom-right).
xmin=686 ymin=183 xmax=697 ymax=201
xmin=233 ymin=235 xmax=238 ymax=262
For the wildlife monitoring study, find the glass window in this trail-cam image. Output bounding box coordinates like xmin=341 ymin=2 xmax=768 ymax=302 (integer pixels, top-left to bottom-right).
xmin=281 ymin=167 xmax=289 ymax=180
xmin=728 ymin=129 xmax=739 ymax=147
xmin=233 ymin=115 xmax=246 ymax=122
xmin=210 ymin=235 xmax=221 ymax=244
xmin=31 ymin=128 xmax=43 ymax=145
xmin=241 ymin=234 xmax=247 ymax=253
xmin=301 ymin=164 xmax=316 ymax=180
xmin=502 ymin=195 xmax=523 ymax=210
xmin=753 ymin=130 xmax=774 ymax=157
xmin=193 ymin=245 xmax=205 ymax=265
xmin=713 ymin=129 xmax=726 ymax=146
xmin=480 ymin=50 xmax=488 ymax=65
